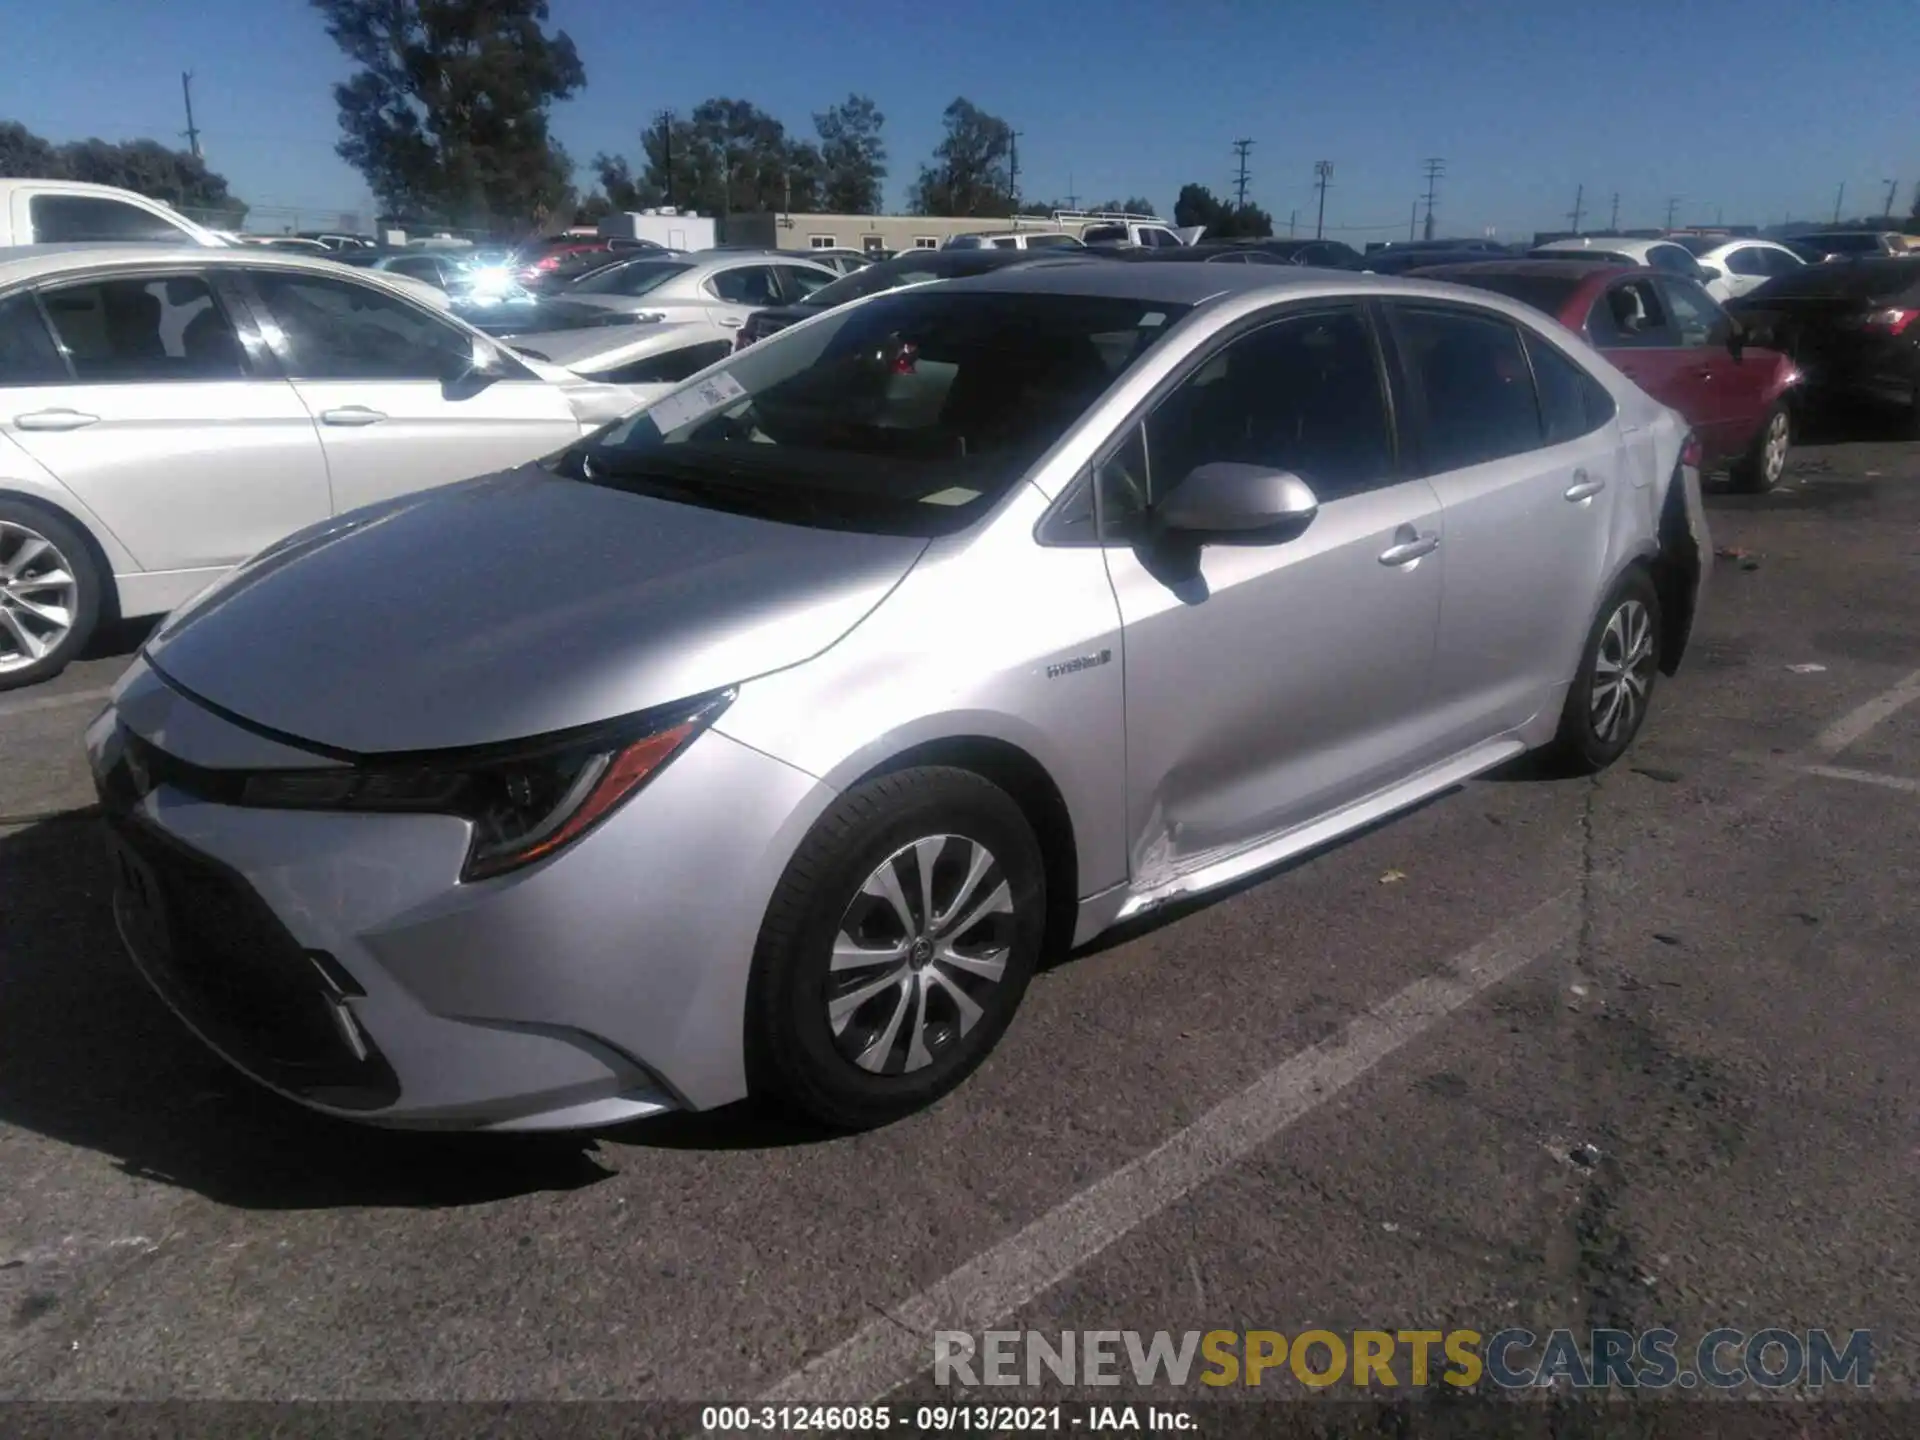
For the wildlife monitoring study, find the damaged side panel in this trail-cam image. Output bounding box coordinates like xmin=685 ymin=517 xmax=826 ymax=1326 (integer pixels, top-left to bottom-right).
xmin=1651 ymin=456 xmax=1711 ymax=675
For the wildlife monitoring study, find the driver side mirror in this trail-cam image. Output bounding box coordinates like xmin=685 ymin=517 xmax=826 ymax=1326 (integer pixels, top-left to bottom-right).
xmin=442 ymin=338 xmax=507 ymax=398
xmin=1157 ymin=463 xmax=1319 ymax=542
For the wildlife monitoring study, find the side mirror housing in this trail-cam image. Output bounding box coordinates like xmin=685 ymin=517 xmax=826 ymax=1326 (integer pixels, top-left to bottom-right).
xmin=1157 ymin=463 xmax=1319 ymax=540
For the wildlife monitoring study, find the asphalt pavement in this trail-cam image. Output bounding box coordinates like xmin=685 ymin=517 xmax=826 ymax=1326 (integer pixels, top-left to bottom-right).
xmin=2 ymin=418 xmax=1918 ymax=1428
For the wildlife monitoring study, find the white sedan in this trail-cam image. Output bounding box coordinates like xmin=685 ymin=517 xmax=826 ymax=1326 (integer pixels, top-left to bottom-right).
xmin=1665 ymin=236 xmax=1806 ymax=301
xmin=0 ymin=246 xmax=634 ymax=689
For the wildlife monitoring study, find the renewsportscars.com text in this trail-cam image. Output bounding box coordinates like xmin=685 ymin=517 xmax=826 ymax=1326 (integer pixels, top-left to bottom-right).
xmin=934 ymin=1327 xmax=1873 ymax=1391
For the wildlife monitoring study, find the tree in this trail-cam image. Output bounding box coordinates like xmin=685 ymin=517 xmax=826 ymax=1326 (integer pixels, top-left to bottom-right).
xmin=0 ymin=120 xmax=247 ymax=225
xmin=0 ymin=121 xmax=64 ymax=179
xmin=1173 ymin=182 xmax=1270 ymax=238
xmin=909 ymin=98 xmax=1013 ymax=217
xmin=311 ymin=0 xmax=584 ymax=233
xmin=628 ymin=100 xmax=820 ymax=216
xmin=813 ymin=94 xmax=886 ymax=213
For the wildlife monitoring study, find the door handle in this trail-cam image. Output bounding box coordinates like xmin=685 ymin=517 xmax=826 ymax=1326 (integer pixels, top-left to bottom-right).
xmin=13 ymin=409 xmax=100 ymax=432
xmin=1564 ymin=472 xmax=1608 ymax=502
xmin=319 ymin=407 xmax=388 ymax=427
xmin=715 ymin=316 xmax=746 ymax=329
xmin=1378 ymin=532 xmax=1440 ymax=567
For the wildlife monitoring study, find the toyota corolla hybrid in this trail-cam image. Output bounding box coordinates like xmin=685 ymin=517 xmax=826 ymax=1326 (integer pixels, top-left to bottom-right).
xmin=87 ymin=261 xmax=1709 ymax=1133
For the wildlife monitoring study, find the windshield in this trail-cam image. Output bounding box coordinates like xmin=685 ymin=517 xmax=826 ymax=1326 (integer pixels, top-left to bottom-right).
xmin=1082 ymin=224 xmax=1129 ymax=245
xmin=571 ymin=259 xmax=693 ymax=297
xmin=570 ymin=289 xmax=1190 ymax=536
xmin=804 ymin=254 xmax=1015 ymax=308
xmin=1024 ymin=233 xmax=1082 ymax=249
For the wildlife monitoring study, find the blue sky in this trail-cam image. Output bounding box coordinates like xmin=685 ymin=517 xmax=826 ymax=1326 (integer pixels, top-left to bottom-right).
xmin=8 ymin=0 xmax=1917 ymax=238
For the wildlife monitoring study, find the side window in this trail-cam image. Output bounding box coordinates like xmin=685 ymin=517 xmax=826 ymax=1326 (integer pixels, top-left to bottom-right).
xmin=775 ymin=266 xmax=834 ymax=299
xmin=1647 ymin=245 xmax=1695 ymax=275
xmin=386 ymin=256 xmax=445 ymax=285
xmin=596 ymin=340 xmax=733 ymax=385
xmin=249 ymin=270 xmax=482 ymax=381
xmin=1392 ymin=305 xmax=1542 ymax=470
xmin=0 ymin=292 xmax=69 ymax=385
xmin=1660 ymin=279 xmax=1725 ymax=348
xmin=38 ymin=274 xmax=246 ymax=382
xmin=1142 ymin=307 xmax=1395 ymax=507
xmin=1725 ymin=247 xmax=1768 ymax=278
xmin=1525 ymin=332 xmax=1614 ymax=444
xmin=1758 ymin=246 xmax=1801 ymax=277
xmin=1588 ymin=279 xmax=1672 ymax=348
xmin=29 ymin=194 xmax=191 ymax=245
xmin=1091 ymin=425 xmax=1151 ymax=541
xmin=710 ymin=266 xmax=780 ymax=305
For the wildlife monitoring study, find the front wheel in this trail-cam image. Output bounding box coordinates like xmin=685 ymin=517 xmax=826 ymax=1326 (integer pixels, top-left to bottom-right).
xmin=1730 ymin=403 xmax=1790 ymax=493
xmin=747 ymin=766 xmax=1046 ymax=1130
xmin=1547 ymin=569 xmax=1663 ymax=775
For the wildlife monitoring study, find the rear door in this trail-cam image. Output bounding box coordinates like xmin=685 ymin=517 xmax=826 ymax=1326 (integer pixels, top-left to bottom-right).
xmin=1586 ymin=274 xmax=1713 ymax=430
xmin=0 ymin=269 xmax=330 ymax=575
xmin=237 ymin=267 xmax=582 ymax=514
xmin=1384 ymin=300 xmax=1624 ymax=738
xmin=705 ymin=264 xmax=783 ymax=336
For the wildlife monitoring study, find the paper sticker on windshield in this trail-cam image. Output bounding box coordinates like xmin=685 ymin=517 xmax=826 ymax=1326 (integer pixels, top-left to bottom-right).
xmin=919 ymin=486 xmax=980 ymax=507
xmin=1139 ymin=312 xmax=1167 ymax=327
xmin=649 ymin=371 xmax=747 ymax=434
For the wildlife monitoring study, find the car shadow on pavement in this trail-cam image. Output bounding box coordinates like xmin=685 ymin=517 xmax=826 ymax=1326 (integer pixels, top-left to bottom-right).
xmin=0 ymin=814 xmax=617 ymax=1211
xmin=79 ymin=616 xmax=158 ymax=663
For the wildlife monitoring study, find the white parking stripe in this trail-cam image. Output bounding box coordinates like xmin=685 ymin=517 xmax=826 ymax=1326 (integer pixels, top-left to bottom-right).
xmin=1813 ymin=667 xmax=1920 ymax=757
xmin=0 ymin=685 xmax=113 ymax=721
xmin=756 ymin=664 xmax=1920 ymax=1409
xmin=1802 ymin=764 xmax=1920 ymax=795
xmin=761 ymin=893 xmax=1582 ymax=1405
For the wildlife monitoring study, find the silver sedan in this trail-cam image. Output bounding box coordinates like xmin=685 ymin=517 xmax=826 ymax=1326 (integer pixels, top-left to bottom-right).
xmin=87 ymin=262 xmax=1709 ymax=1132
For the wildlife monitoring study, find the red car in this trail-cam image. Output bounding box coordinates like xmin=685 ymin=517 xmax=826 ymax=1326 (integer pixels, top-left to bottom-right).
xmin=1413 ymin=259 xmax=1799 ymax=492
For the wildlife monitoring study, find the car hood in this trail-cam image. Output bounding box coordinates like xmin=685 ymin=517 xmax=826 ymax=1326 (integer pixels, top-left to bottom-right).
xmin=143 ymin=465 xmax=928 ymax=755
xmin=507 ymin=321 xmax=713 ymax=371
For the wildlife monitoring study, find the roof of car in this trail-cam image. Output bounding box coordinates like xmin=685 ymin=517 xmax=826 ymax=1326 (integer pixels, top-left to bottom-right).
xmin=1410 ymin=258 xmax=1634 ymax=281
xmin=1532 ymin=236 xmax=1683 ymax=258
xmin=0 ymin=243 xmax=401 ymax=286
xmin=935 ymin=256 xmax=1457 ymax=304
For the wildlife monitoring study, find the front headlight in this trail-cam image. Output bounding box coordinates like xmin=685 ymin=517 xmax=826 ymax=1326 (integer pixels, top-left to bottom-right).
xmin=236 ymin=692 xmax=732 ymax=881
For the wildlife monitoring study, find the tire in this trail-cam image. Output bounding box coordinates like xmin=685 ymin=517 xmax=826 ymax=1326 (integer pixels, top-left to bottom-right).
xmin=1729 ymin=403 xmax=1790 ymax=493
xmin=0 ymin=499 xmax=102 ymax=692
xmin=747 ymin=766 xmax=1046 ymax=1130
xmin=1547 ymin=568 xmax=1663 ymax=775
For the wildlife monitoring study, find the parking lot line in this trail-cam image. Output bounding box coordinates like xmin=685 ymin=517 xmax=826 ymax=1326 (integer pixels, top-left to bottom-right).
xmin=760 ymin=892 xmax=1584 ymax=1405
xmin=759 ymin=663 xmax=1920 ymax=1408
xmin=1801 ymin=763 xmax=1920 ymax=796
xmin=1812 ymin=666 xmax=1920 ymax=758
xmin=0 ymin=685 xmax=113 ymax=722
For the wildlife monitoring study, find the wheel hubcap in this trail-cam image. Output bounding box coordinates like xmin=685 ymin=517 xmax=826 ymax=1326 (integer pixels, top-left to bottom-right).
xmin=827 ymin=834 xmax=1014 ymax=1076
xmin=1590 ymin=598 xmax=1655 ymax=743
xmin=0 ymin=520 xmax=79 ymax=674
xmin=1763 ymin=412 xmax=1789 ymax=482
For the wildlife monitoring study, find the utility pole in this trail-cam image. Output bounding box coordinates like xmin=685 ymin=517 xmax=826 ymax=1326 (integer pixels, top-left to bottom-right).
xmin=656 ymin=110 xmax=675 ymax=208
xmin=1231 ymin=139 xmax=1253 ymax=209
xmin=1287 ymin=209 xmax=1296 ymax=238
xmin=1884 ymin=178 xmax=1898 ymax=220
xmin=1312 ymin=160 xmax=1333 ymax=240
xmin=180 ymin=71 xmax=202 ymax=159
xmin=1609 ymin=192 xmax=1620 ymax=231
xmin=1008 ymin=131 xmax=1022 ymax=210
xmin=1420 ymin=157 xmax=1444 ymax=241
xmin=1409 ymin=199 xmax=1417 ymax=242
xmin=1665 ymin=196 xmax=1680 ymax=229
xmin=1832 ymin=181 xmax=1844 ymax=224
xmin=1065 ymin=171 xmax=1079 ymax=212
xmin=1568 ymin=183 xmax=1585 ymax=235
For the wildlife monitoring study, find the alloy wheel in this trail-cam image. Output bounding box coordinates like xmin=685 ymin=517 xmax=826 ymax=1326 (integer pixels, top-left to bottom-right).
xmin=1762 ymin=411 xmax=1789 ymax=485
xmin=827 ymin=834 xmax=1015 ymax=1076
xmin=0 ymin=520 xmax=79 ymax=673
xmin=1590 ymin=598 xmax=1655 ymax=743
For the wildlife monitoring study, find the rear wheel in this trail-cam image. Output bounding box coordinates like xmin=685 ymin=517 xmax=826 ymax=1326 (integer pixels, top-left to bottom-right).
xmin=0 ymin=501 xmax=101 ymax=692
xmin=1730 ymin=403 xmax=1789 ymax=493
xmin=747 ymin=766 xmax=1045 ymax=1130
xmin=1547 ymin=568 xmax=1662 ymax=775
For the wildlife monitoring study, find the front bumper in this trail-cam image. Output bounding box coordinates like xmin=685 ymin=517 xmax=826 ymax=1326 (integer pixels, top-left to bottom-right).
xmin=86 ymin=662 xmax=832 ymax=1130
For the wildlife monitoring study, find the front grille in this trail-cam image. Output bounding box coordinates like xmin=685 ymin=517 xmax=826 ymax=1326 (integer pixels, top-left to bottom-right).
xmin=104 ymin=804 xmax=400 ymax=1111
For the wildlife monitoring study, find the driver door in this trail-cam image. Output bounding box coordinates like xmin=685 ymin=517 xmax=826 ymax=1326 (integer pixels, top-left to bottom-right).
xmin=235 ymin=268 xmax=581 ymax=513
xmin=1098 ymin=304 xmax=1447 ymax=884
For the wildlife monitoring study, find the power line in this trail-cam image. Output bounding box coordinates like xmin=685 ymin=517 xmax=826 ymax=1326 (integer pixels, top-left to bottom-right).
xmin=1420 ymin=157 xmax=1444 ymax=242
xmin=1568 ymin=183 xmax=1585 ymax=235
xmin=1312 ymin=160 xmax=1333 ymax=239
xmin=1231 ymin=139 xmax=1253 ymax=209
xmin=180 ymin=72 xmax=202 ymax=159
